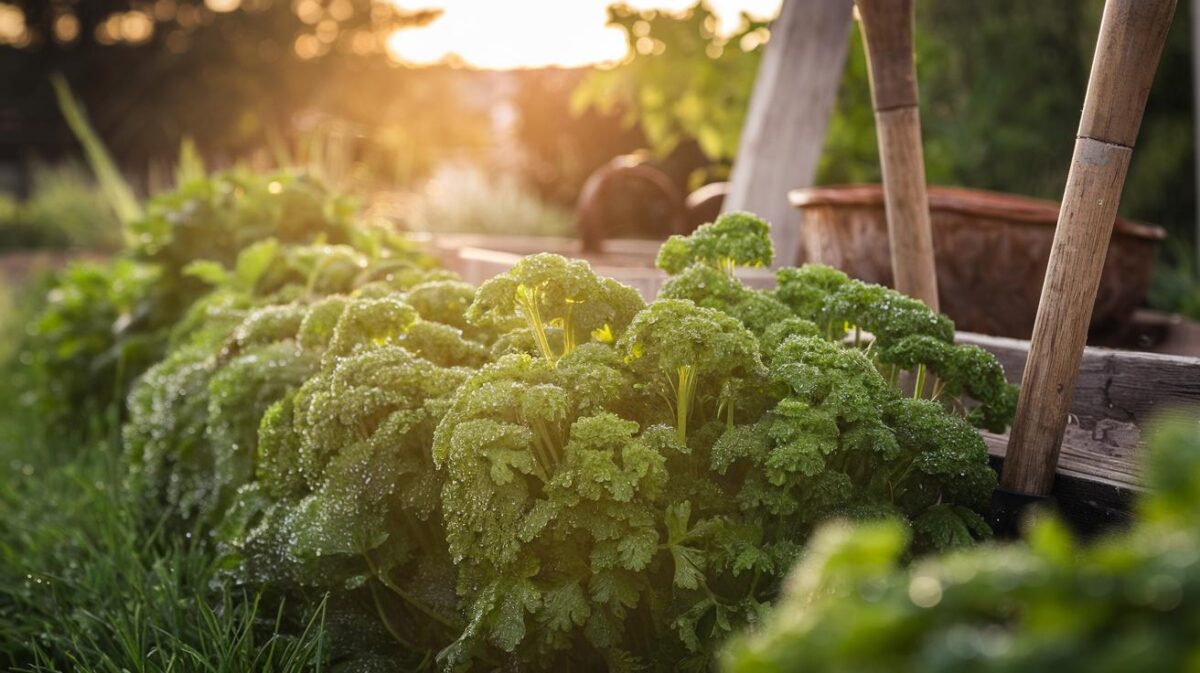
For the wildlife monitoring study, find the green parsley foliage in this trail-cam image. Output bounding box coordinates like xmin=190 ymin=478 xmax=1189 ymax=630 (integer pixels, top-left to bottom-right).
xmin=25 ymin=169 xmax=436 ymax=432
xmin=656 ymin=211 xmax=774 ymax=276
xmin=115 ymin=207 xmax=1012 ymax=671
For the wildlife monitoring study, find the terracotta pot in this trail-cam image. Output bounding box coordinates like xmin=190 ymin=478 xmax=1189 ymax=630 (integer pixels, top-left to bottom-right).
xmin=789 ymin=184 xmax=1166 ymax=339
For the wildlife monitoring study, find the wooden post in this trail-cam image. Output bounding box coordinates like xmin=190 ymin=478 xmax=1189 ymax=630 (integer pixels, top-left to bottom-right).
xmin=724 ymin=0 xmax=855 ymax=267
xmin=1193 ymin=0 xmax=1200 ymax=278
xmin=1002 ymin=0 xmax=1178 ymax=497
xmin=855 ymin=0 xmax=939 ymax=311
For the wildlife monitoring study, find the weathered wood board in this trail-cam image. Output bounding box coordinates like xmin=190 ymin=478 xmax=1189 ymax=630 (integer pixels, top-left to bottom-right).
xmin=724 ymin=0 xmax=855 ymax=266
xmin=958 ymin=333 xmax=1200 ymax=437
xmin=960 ymin=332 xmax=1200 ymax=532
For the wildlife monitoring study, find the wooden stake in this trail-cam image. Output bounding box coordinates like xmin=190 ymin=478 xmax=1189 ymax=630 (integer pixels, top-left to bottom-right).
xmin=1193 ymin=0 xmax=1200 ymax=279
xmin=855 ymin=0 xmax=939 ymax=311
xmin=725 ymin=0 xmax=855 ymax=266
xmin=1003 ymin=0 xmax=1177 ymax=496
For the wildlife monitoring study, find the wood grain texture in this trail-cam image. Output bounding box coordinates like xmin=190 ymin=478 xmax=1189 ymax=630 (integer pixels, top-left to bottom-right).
xmin=874 ymin=107 xmax=940 ymax=310
xmin=961 ymin=330 xmax=1200 ymax=520
xmin=963 ymin=331 xmax=1199 ymax=505
xmin=1005 ymin=0 xmax=1177 ymax=496
xmin=957 ymin=332 xmax=1200 ymax=432
xmin=1004 ymin=139 xmax=1134 ymax=495
xmin=724 ymin=0 xmax=855 ymax=267
xmin=1079 ymin=0 xmax=1179 ymax=146
xmin=986 ymin=425 xmax=1142 ymax=491
xmin=855 ymin=0 xmax=919 ymax=111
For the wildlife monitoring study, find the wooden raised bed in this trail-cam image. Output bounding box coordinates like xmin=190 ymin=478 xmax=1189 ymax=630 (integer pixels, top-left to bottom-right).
xmin=958 ymin=332 xmax=1200 ymax=532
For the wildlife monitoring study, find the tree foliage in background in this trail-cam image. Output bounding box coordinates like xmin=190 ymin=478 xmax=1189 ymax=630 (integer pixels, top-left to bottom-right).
xmin=573 ymin=3 xmax=769 ymax=180
xmin=574 ymin=0 xmax=1195 ymax=250
xmin=0 ymin=0 xmax=488 ymax=190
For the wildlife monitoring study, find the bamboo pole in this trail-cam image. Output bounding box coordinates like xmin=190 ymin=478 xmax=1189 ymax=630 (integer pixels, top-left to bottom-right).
xmin=1002 ymin=0 xmax=1177 ymax=497
xmin=855 ymin=0 xmax=939 ymax=311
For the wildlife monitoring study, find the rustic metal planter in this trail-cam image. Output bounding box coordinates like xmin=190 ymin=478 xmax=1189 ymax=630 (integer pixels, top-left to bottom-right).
xmin=789 ymin=184 xmax=1166 ymax=339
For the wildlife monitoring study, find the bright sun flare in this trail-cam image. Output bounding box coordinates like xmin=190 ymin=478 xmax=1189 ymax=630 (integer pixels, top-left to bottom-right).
xmin=386 ymin=0 xmax=782 ymax=70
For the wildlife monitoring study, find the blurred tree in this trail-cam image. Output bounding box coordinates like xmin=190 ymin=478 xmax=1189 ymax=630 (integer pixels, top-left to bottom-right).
xmin=0 ymin=0 xmax=487 ymax=190
xmin=572 ymin=2 xmax=769 ymax=186
xmin=512 ymin=67 xmax=646 ymax=206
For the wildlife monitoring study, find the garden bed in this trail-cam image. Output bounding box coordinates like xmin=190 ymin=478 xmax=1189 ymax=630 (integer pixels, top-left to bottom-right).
xmin=429 ymin=233 xmax=1200 ymax=532
xmin=958 ymin=332 xmax=1200 ymax=531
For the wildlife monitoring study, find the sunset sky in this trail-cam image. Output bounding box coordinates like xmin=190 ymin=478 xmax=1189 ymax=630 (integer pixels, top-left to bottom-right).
xmin=385 ymin=0 xmax=783 ymax=69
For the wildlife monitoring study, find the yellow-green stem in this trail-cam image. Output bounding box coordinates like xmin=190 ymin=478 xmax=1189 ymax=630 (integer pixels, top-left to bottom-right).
xmin=717 ymin=257 xmax=736 ymax=277
xmin=516 ymin=284 xmax=556 ymax=363
xmin=675 ymin=364 xmax=698 ymax=444
xmin=562 ymin=301 xmax=577 ymax=356
xmin=913 ymin=364 xmax=927 ymax=400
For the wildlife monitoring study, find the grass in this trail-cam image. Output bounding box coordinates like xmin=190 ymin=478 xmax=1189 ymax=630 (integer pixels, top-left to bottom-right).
xmin=0 ymin=444 xmax=329 ymax=672
xmin=0 ymin=279 xmax=331 ymax=672
xmin=397 ymin=164 xmax=573 ymax=238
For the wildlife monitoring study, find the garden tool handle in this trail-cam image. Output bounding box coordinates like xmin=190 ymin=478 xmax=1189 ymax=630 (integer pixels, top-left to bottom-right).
xmin=855 ymin=0 xmax=939 ymax=310
xmin=1002 ymin=0 xmax=1177 ymax=497
xmin=855 ymin=0 xmax=919 ymax=112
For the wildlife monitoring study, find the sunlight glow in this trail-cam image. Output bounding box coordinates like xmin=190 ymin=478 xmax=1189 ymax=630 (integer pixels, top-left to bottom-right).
xmin=386 ymin=0 xmax=782 ymax=70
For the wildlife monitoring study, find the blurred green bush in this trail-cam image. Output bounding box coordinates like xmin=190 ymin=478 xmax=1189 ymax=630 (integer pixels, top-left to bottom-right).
xmin=23 ymin=168 xmax=436 ymax=432
xmin=0 ymin=164 xmax=123 ymax=252
xmin=724 ymin=413 xmax=1200 ymax=673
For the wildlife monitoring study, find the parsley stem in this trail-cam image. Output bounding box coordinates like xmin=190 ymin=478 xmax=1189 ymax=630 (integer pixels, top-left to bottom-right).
xmin=913 ymin=364 xmax=927 ymax=400
xmin=675 ymin=364 xmax=698 ymax=444
xmin=516 ymin=284 xmax=556 ymax=363
xmin=362 ymin=553 xmax=461 ymax=631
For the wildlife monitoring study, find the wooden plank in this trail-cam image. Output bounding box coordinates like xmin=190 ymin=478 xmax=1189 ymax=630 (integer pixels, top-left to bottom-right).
xmin=987 ymin=456 xmax=1137 ymax=535
xmin=960 ymin=331 xmax=1200 ymax=495
xmin=436 ymin=242 xmax=1200 ymax=438
xmin=452 ymin=245 xmax=775 ymax=299
xmin=436 ymin=240 xmax=1197 ymax=500
xmin=983 ymin=424 xmax=1142 ymax=491
xmin=958 ymin=332 xmax=1200 ymax=430
xmin=724 ymin=0 xmax=855 ymax=267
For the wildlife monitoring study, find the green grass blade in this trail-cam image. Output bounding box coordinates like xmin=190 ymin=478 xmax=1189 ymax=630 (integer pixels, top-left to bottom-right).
xmin=50 ymin=73 xmax=143 ymax=226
